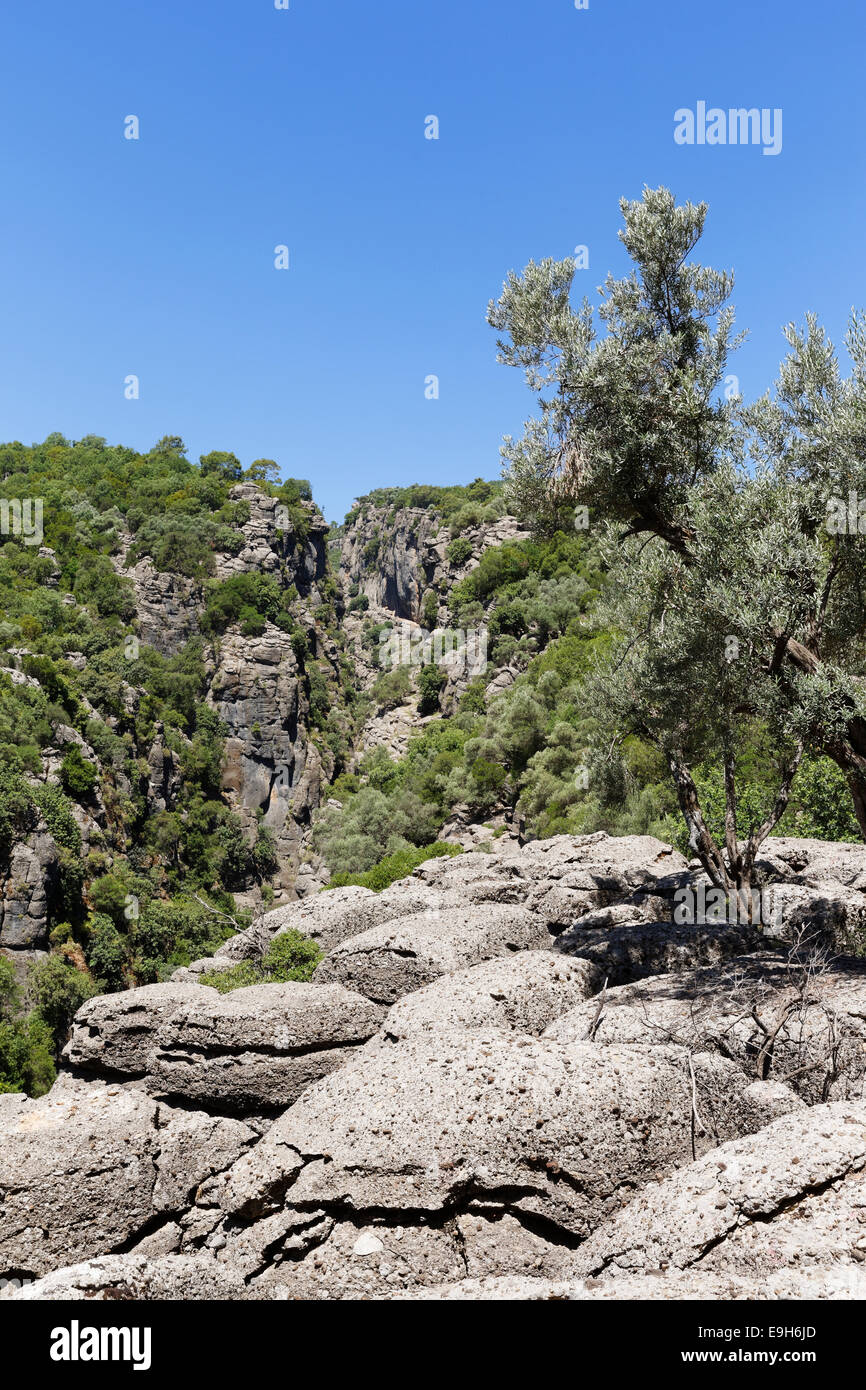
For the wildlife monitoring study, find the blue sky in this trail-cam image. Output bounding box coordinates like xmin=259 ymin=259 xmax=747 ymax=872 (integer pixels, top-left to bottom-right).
xmin=1 ymin=0 xmax=863 ymax=522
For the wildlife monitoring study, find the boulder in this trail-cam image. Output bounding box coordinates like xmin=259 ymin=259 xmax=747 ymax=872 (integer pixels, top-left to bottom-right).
xmin=313 ymin=905 xmax=551 ymax=1004
xmin=380 ymin=951 xmax=601 ymax=1043
xmin=0 ymin=1080 xmax=254 ymax=1279
xmin=147 ymin=981 xmax=384 ymax=1112
xmin=759 ymin=837 xmax=866 ymax=889
xmin=544 ymin=952 xmax=866 ymax=1103
xmin=64 ymin=982 xmax=218 ymax=1076
xmin=259 ymin=886 xmax=379 ymax=950
xmin=204 ymin=1030 xmax=801 ymax=1298
xmin=554 ymin=921 xmax=768 ymax=985
xmin=764 ymin=881 xmax=866 ymax=954
xmin=571 ymin=1101 xmax=866 ymax=1282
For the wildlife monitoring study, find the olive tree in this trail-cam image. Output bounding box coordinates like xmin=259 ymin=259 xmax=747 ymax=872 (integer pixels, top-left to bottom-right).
xmin=488 ymin=186 xmax=866 ymax=893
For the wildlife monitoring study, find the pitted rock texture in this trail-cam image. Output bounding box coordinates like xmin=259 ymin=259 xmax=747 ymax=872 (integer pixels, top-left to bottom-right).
xmin=259 ymin=882 xmax=460 ymax=953
xmin=394 ymin=1268 xmax=866 ymax=1300
xmin=0 ymin=1080 xmax=254 ymax=1279
xmin=571 ymin=1102 xmax=866 ymax=1282
xmin=544 ymin=952 xmax=866 ymax=1103
xmin=147 ymin=982 xmax=384 ymax=1113
xmin=378 ymin=951 xmax=602 ymax=1043
xmin=554 ymin=921 xmax=769 ymax=985
xmin=312 ymin=905 xmax=552 ymax=1004
xmin=64 ymin=982 xmax=219 ymax=1077
xmin=203 ymin=1031 xmax=800 ymax=1283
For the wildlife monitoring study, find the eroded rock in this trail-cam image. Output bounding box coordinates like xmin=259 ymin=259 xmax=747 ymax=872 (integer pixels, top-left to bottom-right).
xmin=0 ymin=1081 xmax=254 ymax=1279
xmin=313 ymin=905 xmax=551 ymax=1004
xmin=544 ymin=952 xmax=866 ymax=1102
xmin=147 ymin=982 xmax=384 ymax=1112
xmin=64 ymin=983 xmax=219 ymax=1077
xmin=571 ymin=1101 xmax=866 ymax=1281
xmin=379 ymin=951 xmax=601 ymax=1043
xmin=554 ymin=921 xmax=769 ymax=985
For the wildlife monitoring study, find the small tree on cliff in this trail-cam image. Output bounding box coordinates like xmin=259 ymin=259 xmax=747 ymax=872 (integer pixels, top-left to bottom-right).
xmin=488 ymin=186 xmax=866 ymax=895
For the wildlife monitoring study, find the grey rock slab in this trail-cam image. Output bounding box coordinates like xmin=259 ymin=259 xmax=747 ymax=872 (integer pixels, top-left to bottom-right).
xmin=544 ymin=951 xmax=866 ymax=1103
xmin=153 ymin=1105 xmax=257 ymax=1214
xmin=147 ymin=981 xmax=384 ymax=1112
xmin=313 ymin=904 xmax=551 ymax=1004
xmin=214 ymin=1030 xmax=801 ymax=1246
xmin=64 ymin=983 xmax=219 ymax=1077
xmin=379 ymin=951 xmax=602 ymax=1042
xmin=571 ymin=1101 xmax=866 ymax=1281
xmin=0 ymin=1084 xmax=160 ymax=1278
xmin=0 ymin=1080 xmax=256 ymax=1281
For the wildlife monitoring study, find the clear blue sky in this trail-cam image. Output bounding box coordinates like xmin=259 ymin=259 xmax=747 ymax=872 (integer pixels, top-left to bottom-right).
xmin=1 ymin=0 xmax=863 ymax=522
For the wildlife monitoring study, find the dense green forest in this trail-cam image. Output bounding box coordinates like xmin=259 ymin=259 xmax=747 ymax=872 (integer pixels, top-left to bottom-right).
xmin=1 ymin=375 xmax=862 ymax=1095
xmin=0 ymin=435 xmax=333 ymax=1091
xmin=318 ymin=522 xmax=859 ymax=881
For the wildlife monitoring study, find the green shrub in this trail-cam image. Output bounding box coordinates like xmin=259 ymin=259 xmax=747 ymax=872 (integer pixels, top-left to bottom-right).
xmin=0 ymin=1015 xmax=56 ymax=1096
xmin=417 ymin=664 xmax=446 ymax=715
xmin=28 ymin=955 xmax=101 ymax=1050
xmin=31 ymin=783 xmax=82 ymax=853
xmin=421 ymin=590 xmax=439 ymax=629
xmin=86 ymin=913 xmax=129 ymax=990
xmin=447 ymin=537 xmax=473 ymax=567
xmin=371 ymin=665 xmax=412 ymax=711
xmin=59 ymin=745 xmax=98 ymax=800
xmin=200 ymin=929 xmax=323 ymax=993
xmin=327 ymin=840 xmax=460 ymax=891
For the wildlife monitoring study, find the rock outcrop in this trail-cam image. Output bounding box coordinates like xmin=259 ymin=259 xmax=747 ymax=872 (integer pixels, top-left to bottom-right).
xmin=64 ymin=981 xmax=384 ymax=1114
xmin=313 ymin=904 xmax=552 ymax=1004
xmin=571 ymin=1102 xmax=866 ymax=1282
xmin=339 ymin=503 xmax=528 ymax=625
xmin=544 ymin=952 xmax=866 ymax=1103
xmin=0 ymin=830 xmax=59 ymax=948
xmin=0 ymin=1079 xmax=254 ymax=1279
xmin=6 ymin=832 xmax=866 ymax=1301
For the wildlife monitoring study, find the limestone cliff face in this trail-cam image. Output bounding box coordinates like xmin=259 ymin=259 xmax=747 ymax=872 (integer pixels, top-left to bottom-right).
xmin=0 ymin=483 xmax=333 ymax=973
xmin=334 ymin=500 xmax=529 ymax=762
xmin=339 ymin=503 xmax=526 ymax=626
xmin=207 ymin=628 xmax=324 ymax=897
xmin=116 ymin=485 xmax=332 ymax=897
xmin=0 ymin=830 xmax=59 ymax=949
xmin=1 ymin=482 xmax=526 ymax=960
xmin=116 ymin=484 xmax=329 ymax=659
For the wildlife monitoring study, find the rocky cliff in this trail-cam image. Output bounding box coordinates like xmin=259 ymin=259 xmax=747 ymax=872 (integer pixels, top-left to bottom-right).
xmin=339 ymin=499 xmax=527 ymax=624
xmin=0 ymin=474 xmax=527 ymax=984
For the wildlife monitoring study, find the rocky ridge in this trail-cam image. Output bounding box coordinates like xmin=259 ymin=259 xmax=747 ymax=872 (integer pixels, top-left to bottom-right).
xmin=4 ymin=830 xmax=866 ymax=1301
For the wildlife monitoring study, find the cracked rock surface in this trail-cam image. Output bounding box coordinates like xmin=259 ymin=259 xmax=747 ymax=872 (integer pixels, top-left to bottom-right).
xmin=5 ymin=832 xmax=866 ymax=1300
xmin=571 ymin=1102 xmax=866 ymax=1280
xmin=545 ymin=952 xmax=866 ymax=1103
xmin=313 ymin=905 xmax=552 ymax=1003
xmin=0 ymin=1079 xmax=254 ymax=1279
xmin=377 ymin=952 xmax=603 ymax=1042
